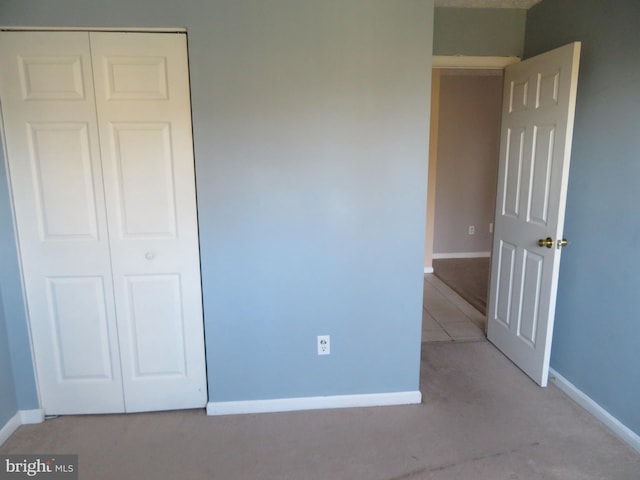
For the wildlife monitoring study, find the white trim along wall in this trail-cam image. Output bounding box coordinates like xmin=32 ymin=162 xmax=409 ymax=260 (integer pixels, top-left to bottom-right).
xmin=208 ymin=391 xmax=422 ymax=416
xmin=432 ymin=252 xmax=491 ymax=259
xmin=550 ymin=369 xmax=640 ymax=454
xmin=0 ymin=409 xmax=44 ymax=447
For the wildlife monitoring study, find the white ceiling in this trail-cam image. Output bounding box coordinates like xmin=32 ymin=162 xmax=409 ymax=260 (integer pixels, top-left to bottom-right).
xmin=435 ymin=0 xmax=542 ymax=8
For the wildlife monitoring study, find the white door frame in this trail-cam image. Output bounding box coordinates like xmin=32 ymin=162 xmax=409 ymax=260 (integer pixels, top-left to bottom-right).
xmin=432 ymin=56 xmax=520 ymax=70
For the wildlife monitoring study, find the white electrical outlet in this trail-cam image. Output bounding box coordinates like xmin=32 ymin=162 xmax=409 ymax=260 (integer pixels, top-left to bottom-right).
xmin=317 ymin=335 xmax=330 ymax=355
xmin=489 ymin=222 xmax=493 ymax=233
xmin=468 ymin=225 xmax=475 ymax=235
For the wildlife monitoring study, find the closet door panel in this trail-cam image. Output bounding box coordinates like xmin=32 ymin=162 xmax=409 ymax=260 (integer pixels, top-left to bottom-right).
xmin=0 ymin=32 xmax=125 ymax=414
xmin=90 ymin=32 xmax=206 ymax=412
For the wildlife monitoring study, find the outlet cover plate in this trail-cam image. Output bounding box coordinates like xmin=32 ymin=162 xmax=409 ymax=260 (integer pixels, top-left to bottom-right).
xmin=317 ymin=335 xmax=330 ymax=355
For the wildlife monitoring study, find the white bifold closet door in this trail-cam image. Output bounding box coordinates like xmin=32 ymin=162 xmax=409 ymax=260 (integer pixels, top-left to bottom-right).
xmin=0 ymin=31 xmax=206 ymax=415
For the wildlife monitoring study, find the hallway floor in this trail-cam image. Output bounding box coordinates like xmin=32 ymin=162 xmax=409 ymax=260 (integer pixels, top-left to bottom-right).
xmin=423 ymin=273 xmax=486 ymax=343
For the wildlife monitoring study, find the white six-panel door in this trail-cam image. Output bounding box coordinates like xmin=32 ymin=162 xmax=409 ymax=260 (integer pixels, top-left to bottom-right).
xmin=0 ymin=32 xmax=125 ymax=414
xmin=90 ymin=32 xmax=206 ymax=412
xmin=487 ymin=43 xmax=581 ymax=387
xmin=0 ymin=31 xmax=206 ymax=414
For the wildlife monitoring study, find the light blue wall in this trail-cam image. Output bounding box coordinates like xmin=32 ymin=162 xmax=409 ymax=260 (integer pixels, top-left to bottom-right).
xmin=0 ymin=0 xmax=433 ymax=404
xmin=0 ymin=145 xmax=21 ymax=425
xmin=0 ymin=144 xmax=39 ymax=410
xmin=434 ymin=7 xmax=525 ymax=57
xmin=0 ymin=290 xmax=19 ymax=427
xmin=525 ymin=0 xmax=640 ymax=436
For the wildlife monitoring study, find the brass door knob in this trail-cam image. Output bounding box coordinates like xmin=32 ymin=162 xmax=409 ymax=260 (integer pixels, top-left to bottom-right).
xmin=538 ymin=237 xmax=554 ymax=248
xmin=557 ymin=238 xmax=569 ymax=248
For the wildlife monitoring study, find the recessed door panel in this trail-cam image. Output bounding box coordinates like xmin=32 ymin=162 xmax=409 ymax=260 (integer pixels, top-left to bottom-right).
xmin=494 ymin=241 xmax=516 ymax=328
xmin=109 ymin=122 xmax=177 ymax=237
xmin=536 ymin=71 xmax=560 ymax=109
xmin=518 ymin=251 xmax=543 ymax=346
xmin=47 ymin=276 xmax=114 ymax=380
xmin=19 ymin=55 xmax=85 ymax=100
xmin=509 ymin=79 xmax=529 ymax=113
xmin=27 ymin=122 xmax=99 ymax=239
xmin=527 ymin=125 xmax=555 ymax=226
xmin=124 ymin=275 xmax=186 ymax=377
xmin=104 ymin=56 xmax=169 ymax=100
xmin=503 ymin=127 xmax=525 ymax=218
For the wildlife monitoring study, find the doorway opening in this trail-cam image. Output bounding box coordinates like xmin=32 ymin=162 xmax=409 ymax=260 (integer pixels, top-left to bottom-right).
xmin=423 ymin=56 xmax=515 ymax=343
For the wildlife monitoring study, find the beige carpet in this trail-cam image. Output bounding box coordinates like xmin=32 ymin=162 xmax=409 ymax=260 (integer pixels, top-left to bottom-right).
xmin=433 ymin=257 xmax=490 ymax=315
xmin=2 ymin=342 xmax=639 ymax=479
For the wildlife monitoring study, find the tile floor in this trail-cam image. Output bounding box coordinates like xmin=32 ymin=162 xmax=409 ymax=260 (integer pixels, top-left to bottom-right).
xmin=422 ymin=273 xmax=486 ymax=342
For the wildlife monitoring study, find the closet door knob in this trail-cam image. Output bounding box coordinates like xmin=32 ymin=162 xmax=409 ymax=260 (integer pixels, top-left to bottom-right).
xmin=145 ymin=252 xmax=156 ymax=260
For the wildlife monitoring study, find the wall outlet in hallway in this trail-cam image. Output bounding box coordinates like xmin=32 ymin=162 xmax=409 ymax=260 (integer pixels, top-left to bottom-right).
xmin=468 ymin=225 xmax=475 ymax=235
xmin=317 ymin=335 xmax=330 ymax=355
xmin=489 ymin=222 xmax=493 ymax=233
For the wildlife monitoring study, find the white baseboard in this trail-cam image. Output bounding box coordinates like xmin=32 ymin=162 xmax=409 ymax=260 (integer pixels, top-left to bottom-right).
xmin=433 ymin=252 xmax=491 ymax=259
xmin=20 ymin=408 xmax=45 ymax=424
xmin=0 ymin=409 xmax=45 ymax=446
xmin=550 ymin=368 xmax=640 ymax=454
xmin=0 ymin=412 xmax=21 ymax=446
xmin=207 ymin=390 xmax=422 ymax=416
xmin=424 ymin=267 xmax=434 ymax=274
